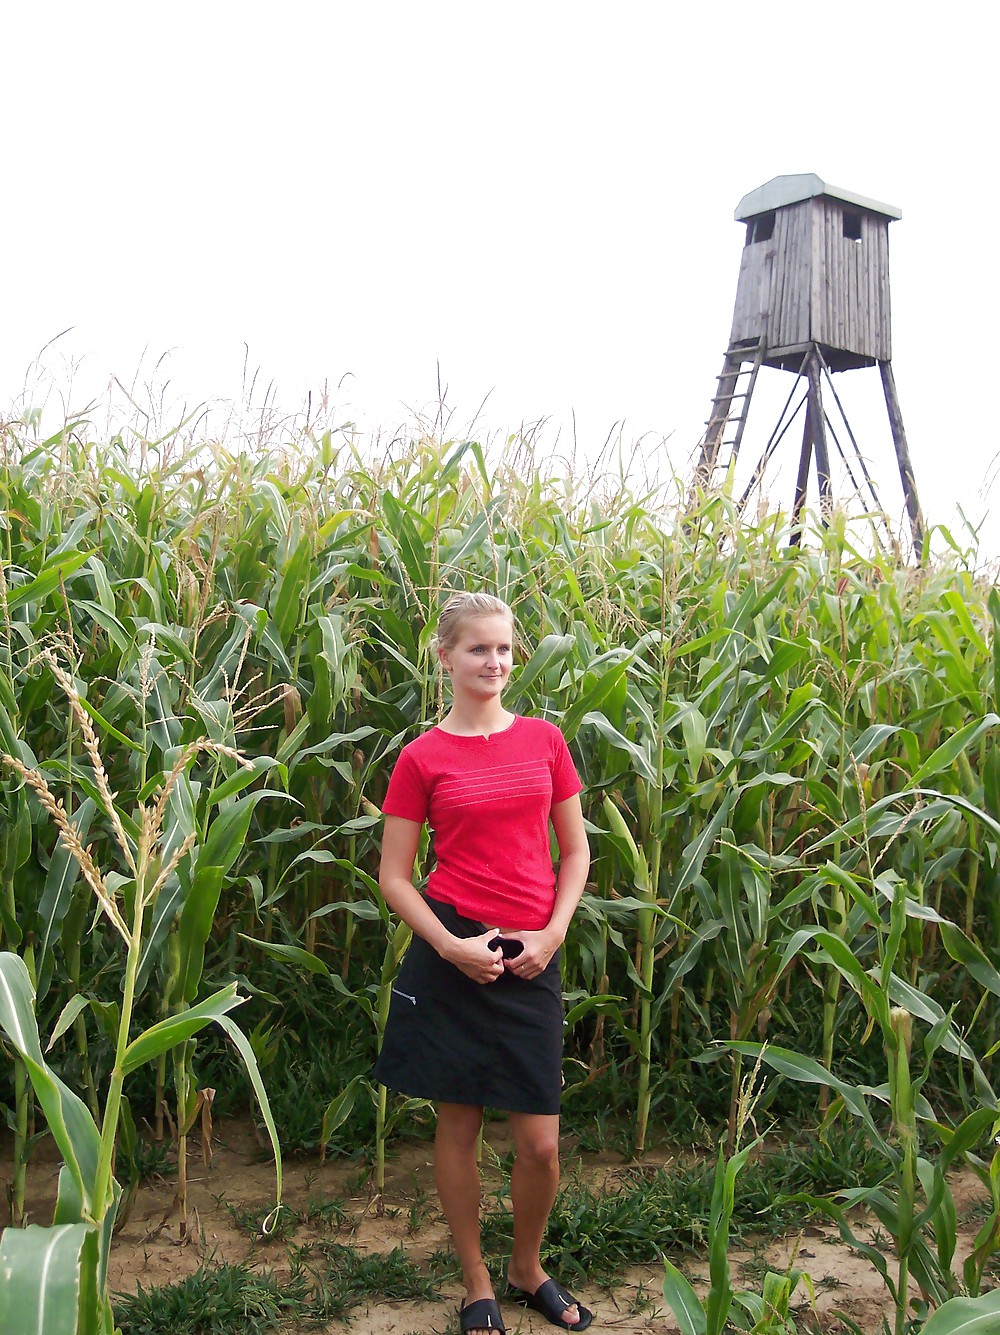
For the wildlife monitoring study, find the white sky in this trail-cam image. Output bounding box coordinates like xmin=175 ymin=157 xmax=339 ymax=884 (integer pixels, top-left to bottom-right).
xmin=3 ymin=2 xmax=998 ymax=558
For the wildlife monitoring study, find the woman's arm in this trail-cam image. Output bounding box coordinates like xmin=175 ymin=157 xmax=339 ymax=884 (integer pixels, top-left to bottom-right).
xmin=379 ymin=814 xmax=504 ymax=985
xmin=547 ymin=791 xmax=591 ymax=934
xmin=501 ymin=793 xmax=591 ymax=978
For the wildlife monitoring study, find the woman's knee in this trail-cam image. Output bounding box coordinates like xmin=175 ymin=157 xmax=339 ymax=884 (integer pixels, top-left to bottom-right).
xmin=436 ymin=1102 xmax=485 ymax=1151
xmin=511 ymin=1113 xmax=561 ymax=1168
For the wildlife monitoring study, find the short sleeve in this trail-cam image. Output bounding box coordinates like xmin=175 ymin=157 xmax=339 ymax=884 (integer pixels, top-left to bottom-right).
xmin=382 ymin=747 xmax=429 ymax=823
xmin=551 ymin=729 xmax=583 ymax=803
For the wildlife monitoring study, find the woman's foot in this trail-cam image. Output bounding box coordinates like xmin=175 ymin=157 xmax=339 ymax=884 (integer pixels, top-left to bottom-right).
xmin=460 ymin=1265 xmax=503 ymax=1335
xmin=506 ymin=1261 xmax=583 ymax=1328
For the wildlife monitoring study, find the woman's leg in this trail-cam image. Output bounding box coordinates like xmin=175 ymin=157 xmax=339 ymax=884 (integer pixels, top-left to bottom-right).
xmin=435 ymin=1102 xmax=495 ymax=1326
xmin=506 ymin=1111 xmax=580 ymax=1326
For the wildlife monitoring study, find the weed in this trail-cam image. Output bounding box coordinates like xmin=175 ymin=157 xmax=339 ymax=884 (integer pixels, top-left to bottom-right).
xmin=738 ymin=1247 xmax=772 ymax=1285
xmin=114 ymin=1260 xmax=302 ymax=1334
xmin=289 ymin=1240 xmax=439 ymax=1320
xmin=427 ymin=1245 xmax=462 ymax=1282
xmin=222 ymin=1200 xmax=300 ymax=1241
xmin=301 ymin=1194 xmax=347 ymax=1229
xmin=627 ymin=1279 xmax=662 ymax=1316
xmin=569 ymin=1109 xmax=636 ymax=1157
xmin=407 ymin=1179 xmax=434 ymax=1235
xmin=781 ymin=1123 xmax=893 ymax=1195
xmin=125 ymin=1135 xmax=177 ymax=1186
xmin=959 ymin=1195 xmax=993 ymax=1226
xmin=115 ymin=1244 xmax=439 ymax=1333
xmin=817 ymin=1273 xmax=847 ymax=1290
xmin=221 ymin=1193 xmax=347 ymax=1241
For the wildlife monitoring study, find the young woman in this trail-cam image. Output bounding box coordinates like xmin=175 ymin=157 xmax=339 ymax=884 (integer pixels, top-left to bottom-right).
xmin=375 ymin=592 xmax=593 ymax=1335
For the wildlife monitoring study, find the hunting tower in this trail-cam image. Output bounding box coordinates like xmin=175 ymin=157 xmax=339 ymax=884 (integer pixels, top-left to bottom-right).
xmin=695 ymin=173 xmax=923 ymax=549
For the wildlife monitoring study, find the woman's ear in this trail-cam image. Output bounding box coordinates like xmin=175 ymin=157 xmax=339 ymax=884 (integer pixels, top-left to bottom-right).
xmin=437 ymin=645 xmax=452 ymax=674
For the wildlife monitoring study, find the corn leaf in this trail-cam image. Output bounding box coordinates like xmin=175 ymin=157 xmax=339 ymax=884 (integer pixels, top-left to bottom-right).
xmin=910 ymin=716 xmax=1000 ymax=786
xmin=661 ymin=1258 xmax=707 ymax=1335
xmin=0 ymin=1221 xmax=94 ymax=1335
xmin=0 ymin=953 xmax=101 ymax=1211
xmin=214 ymin=1013 xmax=282 ymax=1210
xmin=919 ymin=1289 xmax=1000 ymax=1334
xmin=121 ymin=983 xmax=244 ymax=1074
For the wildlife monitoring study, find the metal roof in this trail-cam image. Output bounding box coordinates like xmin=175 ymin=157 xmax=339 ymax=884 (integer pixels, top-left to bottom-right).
xmin=734 ymin=174 xmax=902 ymax=222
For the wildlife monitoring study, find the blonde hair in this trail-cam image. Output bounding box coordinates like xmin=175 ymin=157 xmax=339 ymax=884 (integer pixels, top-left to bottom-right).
xmin=433 ymin=591 xmax=514 ymax=653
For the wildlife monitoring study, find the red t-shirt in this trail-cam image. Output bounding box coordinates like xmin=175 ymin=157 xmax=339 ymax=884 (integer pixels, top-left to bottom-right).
xmin=381 ymin=715 xmax=582 ymax=930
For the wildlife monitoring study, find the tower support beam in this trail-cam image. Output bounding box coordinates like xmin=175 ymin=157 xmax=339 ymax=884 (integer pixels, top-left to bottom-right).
xmin=879 ymin=360 xmax=925 ymax=554
xmin=807 ymin=352 xmax=833 ymax=519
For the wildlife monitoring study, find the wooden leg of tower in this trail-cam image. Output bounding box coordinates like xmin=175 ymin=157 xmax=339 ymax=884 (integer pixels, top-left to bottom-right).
xmin=879 ymin=360 xmax=925 ymax=556
xmin=789 ymin=411 xmax=813 ymax=548
xmin=807 ymin=352 xmax=832 ymax=522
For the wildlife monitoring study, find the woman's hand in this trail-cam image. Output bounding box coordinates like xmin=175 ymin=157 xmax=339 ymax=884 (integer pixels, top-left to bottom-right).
xmin=441 ymin=928 xmax=505 ymax=985
xmin=498 ymin=928 xmax=562 ymax=980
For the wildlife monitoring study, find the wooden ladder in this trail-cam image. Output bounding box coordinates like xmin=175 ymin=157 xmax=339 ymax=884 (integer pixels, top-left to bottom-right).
xmin=694 ymin=338 xmax=766 ymax=486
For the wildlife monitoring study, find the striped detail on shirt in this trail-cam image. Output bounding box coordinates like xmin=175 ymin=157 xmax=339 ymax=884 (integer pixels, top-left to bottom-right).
xmin=435 ymin=760 xmax=551 ymax=811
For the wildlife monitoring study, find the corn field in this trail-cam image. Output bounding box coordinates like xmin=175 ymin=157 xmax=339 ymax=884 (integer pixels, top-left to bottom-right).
xmin=2 ymin=408 xmax=1000 ymax=1334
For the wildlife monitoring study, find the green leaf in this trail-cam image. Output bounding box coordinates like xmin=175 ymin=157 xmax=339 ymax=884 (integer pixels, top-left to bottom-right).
xmin=661 ymin=1257 xmax=707 ymax=1335
xmin=680 ymin=707 xmax=708 ymax=780
xmin=919 ymin=1288 xmax=1000 ymax=1334
xmin=910 ymin=715 xmax=1000 ymax=786
xmin=723 ymin=1040 xmax=883 ymax=1142
xmin=0 ymin=954 xmax=101 ymax=1211
xmin=321 ymin=1074 xmax=363 ymax=1151
xmin=297 ymin=726 xmax=377 ymax=759
xmin=672 ymin=794 xmax=733 ymax=902
xmin=849 ymin=723 xmax=900 ymax=764
xmin=176 ymin=789 xmax=291 ymax=1004
xmin=46 ymin=995 xmax=92 ymax=1053
xmin=810 ymin=931 xmax=891 ymax=1034
xmin=36 ymin=798 xmax=97 ymax=996
xmin=75 ymin=598 xmax=131 ymax=654
xmin=741 ymin=683 xmax=822 ymax=759
xmin=271 ymin=533 xmax=315 ymax=644
xmin=74 ymin=693 xmax=144 ymax=753
xmin=121 ymin=984 xmax=244 ymax=1075
xmin=562 ymin=994 xmax=627 ymax=1029
xmin=706 ymin=1141 xmax=753 ymax=1334
xmin=510 ymin=632 xmax=574 ymax=699
xmin=214 ymin=1013 xmax=283 ymax=1212
xmin=561 ymin=657 xmax=631 ymax=741
xmin=602 ymin=795 xmax=650 ymax=892
xmin=717 ymin=831 xmax=747 ymax=973
xmin=661 ymin=921 xmax=725 ymax=997
xmin=134 ymin=774 xmax=197 ymax=994
xmin=207 ymin=755 xmax=283 ymax=807
xmin=578 ymin=711 xmax=657 ymax=783
xmin=939 ymin=921 xmax=1000 ymax=999
xmin=0 ymin=1221 xmax=94 ymax=1335
xmin=238 ymin=936 xmax=332 ymax=977
xmin=6 ymin=550 xmax=90 ymax=610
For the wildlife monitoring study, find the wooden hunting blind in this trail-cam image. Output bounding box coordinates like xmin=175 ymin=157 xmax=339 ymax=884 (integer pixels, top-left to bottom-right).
xmin=696 ymin=172 xmax=923 ymax=550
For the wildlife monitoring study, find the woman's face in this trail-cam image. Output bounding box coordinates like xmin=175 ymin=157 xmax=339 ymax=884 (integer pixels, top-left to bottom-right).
xmin=439 ymin=614 xmax=514 ymax=702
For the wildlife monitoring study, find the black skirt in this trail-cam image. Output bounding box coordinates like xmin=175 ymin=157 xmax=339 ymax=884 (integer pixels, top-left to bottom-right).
xmin=373 ymin=897 xmax=564 ymax=1115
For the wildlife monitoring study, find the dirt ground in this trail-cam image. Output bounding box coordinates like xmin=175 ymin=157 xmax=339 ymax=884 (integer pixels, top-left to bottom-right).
xmin=9 ymin=1116 xmax=988 ymax=1334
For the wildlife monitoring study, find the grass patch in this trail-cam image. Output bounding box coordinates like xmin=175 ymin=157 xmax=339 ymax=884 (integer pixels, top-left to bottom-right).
xmin=114 ymin=1244 xmax=439 ymax=1334
xmin=221 ymin=1194 xmax=347 ymax=1241
xmin=114 ymin=1262 xmax=299 ymax=1334
xmin=289 ymin=1241 xmax=440 ymax=1321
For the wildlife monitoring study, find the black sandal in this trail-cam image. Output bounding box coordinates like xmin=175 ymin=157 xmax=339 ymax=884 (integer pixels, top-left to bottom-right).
xmin=508 ymin=1278 xmax=593 ymax=1330
xmin=459 ymin=1296 xmax=506 ymax=1333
